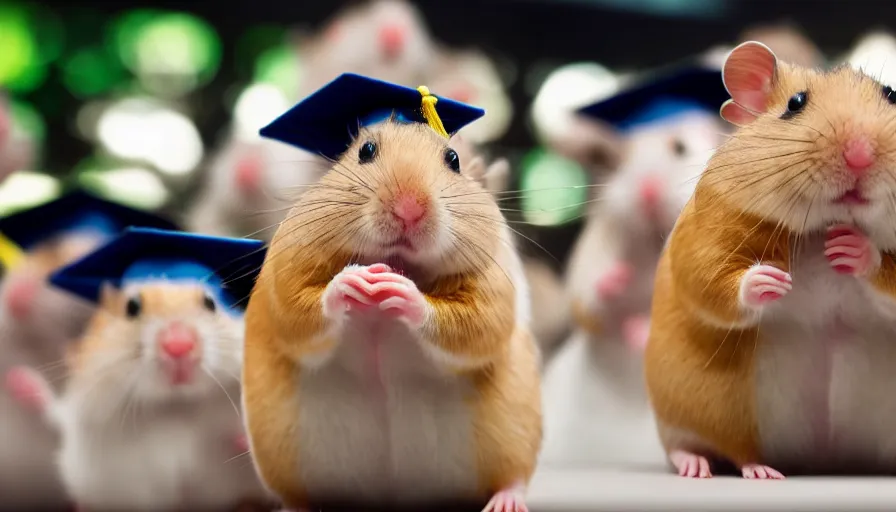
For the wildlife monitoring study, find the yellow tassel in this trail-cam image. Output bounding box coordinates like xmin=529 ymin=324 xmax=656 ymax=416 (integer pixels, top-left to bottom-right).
xmin=417 ymin=85 xmax=449 ymax=139
xmin=0 ymin=233 xmax=24 ymax=271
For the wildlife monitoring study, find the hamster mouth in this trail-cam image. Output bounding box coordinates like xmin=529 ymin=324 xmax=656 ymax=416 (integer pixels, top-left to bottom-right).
xmin=835 ymin=189 xmax=869 ymax=206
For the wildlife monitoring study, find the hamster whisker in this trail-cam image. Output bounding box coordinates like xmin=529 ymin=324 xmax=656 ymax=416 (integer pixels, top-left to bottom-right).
xmin=703 ymin=149 xmax=812 ymax=176
xmin=447 ymin=208 xmax=559 ymax=265
xmin=445 ymin=225 xmax=512 ymax=287
xmin=202 ymin=364 xmax=242 ymax=422
xmin=329 ymin=161 xmax=376 ymax=195
xmin=742 ymin=134 xmax=819 ymax=145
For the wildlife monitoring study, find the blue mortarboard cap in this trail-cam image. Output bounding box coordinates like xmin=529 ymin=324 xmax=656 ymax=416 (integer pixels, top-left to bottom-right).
xmin=578 ymin=65 xmax=729 ymax=131
xmin=0 ymin=190 xmax=179 ymax=251
xmin=49 ymin=227 xmax=267 ymax=313
xmin=259 ymin=73 xmax=486 ymax=160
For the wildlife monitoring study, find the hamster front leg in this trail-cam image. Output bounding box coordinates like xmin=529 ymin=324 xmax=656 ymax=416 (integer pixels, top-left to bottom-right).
xmin=823 ymin=225 xmax=896 ymax=300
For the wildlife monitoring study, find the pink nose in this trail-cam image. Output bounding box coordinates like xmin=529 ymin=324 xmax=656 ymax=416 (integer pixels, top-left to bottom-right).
xmin=449 ymin=86 xmax=473 ymax=104
xmin=234 ymin=156 xmax=262 ymax=194
xmin=392 ymin=194 xmax=426 ymax=228
xmin=5 ymin=277 xmax=38 ymax=321
xmin=843 ymin=137 xmax=874 ymax=175
xmin=158 ymin=323 xmax=197 ymax=359
xmin=379 ymin=24 xmax=406 ymax=56
xmin=640 ymin=176 xmax=662 ymax=211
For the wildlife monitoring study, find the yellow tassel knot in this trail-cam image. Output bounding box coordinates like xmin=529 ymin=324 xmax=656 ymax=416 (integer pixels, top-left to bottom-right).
xmin=0 ymin=233 xmax=24 ymax=271
xmin=417 ymin=85 xmax=449 ymax=139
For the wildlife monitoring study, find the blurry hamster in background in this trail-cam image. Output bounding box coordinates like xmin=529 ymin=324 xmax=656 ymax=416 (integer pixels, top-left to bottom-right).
xmin=243 ymin=74 xmax=541 ymax=512
xmin=297 ymin=0 xmax=438 ymax=95
xmin=539 ymin=64 xmax=732 ymax=469
xmin=0 ymin=94 xmax=36 ymax=183
xmin=8 ymin=228 xmax=272 ymax=511
xmin=0 ymin=192 xmax=178 ymax=510
xmin=703 ymin=22 xmax=825 ymax=70
xmin=188 ymin=134 xmax=328 ymax=242
xmin=453 ymin=135 xmax=571 ymax=361
xmin=844 ymin=30 xmax=896 ymax=87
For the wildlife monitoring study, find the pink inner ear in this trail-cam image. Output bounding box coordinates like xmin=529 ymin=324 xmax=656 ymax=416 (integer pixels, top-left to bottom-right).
xmin=723 ymin=43 xmax=777 ymax=114
xmin=325 ymin=21 xmax=342 ymax=42
xmin=720 ymin=99 xmax=758 ymax=126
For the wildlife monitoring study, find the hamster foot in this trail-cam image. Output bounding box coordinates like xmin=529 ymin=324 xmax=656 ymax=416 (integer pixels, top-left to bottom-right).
xmin=741 ymin=463 xmax=785 ymax=480
xmin=594 ymin=261 xmax=633 ymax=300
xmin=738 ymin=264 xmax=792 ymax=309
xmin=669 ymin=450 xmax=712 ymax=478
xmin=825 ymin=224 xmax=880 ymax=277
xmin=621 ymin=314 xmax=650 ymax=351
xmin=4 ymin=365 xmax=49 ymax=412
xmin=482 ymin=482 xmax=528 ymax=512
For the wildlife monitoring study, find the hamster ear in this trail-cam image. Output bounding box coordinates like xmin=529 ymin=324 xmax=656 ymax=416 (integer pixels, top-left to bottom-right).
xmin=483 ymin=158 xmax=511 ymax=194
xmin=720 ymin=99 xmax=758 ymax=126
xmin=98 ymin=282 xmax=119 ymax=310
xmin=723 ymin=41 xmax=778 ymax=115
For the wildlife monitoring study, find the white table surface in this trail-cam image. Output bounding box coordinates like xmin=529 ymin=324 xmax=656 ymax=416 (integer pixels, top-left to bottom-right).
xmin=527 ymin=466 xmax=896 ymax=511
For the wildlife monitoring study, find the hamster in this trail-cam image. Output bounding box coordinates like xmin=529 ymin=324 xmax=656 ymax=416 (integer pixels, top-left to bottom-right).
xmin=242 ymin=121 xmax=542 ymax=511
xmin=298 ymin=0 xmax=437 ymax=96
xmin=188 ymin=135 xmax=327 ymax=242
xmin=645 ymin=41 xmax=896 ymax=479
xmin=539 ymin=99 xmax=728 ymax=469
xmin=10 ymin=281 xmax=271 ymax=510
xmin=0 ymin=233 xmax=100 ymax=509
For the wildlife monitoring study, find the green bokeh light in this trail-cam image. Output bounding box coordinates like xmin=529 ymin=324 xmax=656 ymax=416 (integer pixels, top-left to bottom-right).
xmin=236 ymin=25 xmax=288 ymax=78
xmin=519 ymin=148 xmax=589 ymax=227
xmin=8 ymin=99 xmax=46 ymax=143
xmin=63 ymin=46 xmax=127 ymax=98
xmin=254 ymin=46 xmax=300 ymax=99
xmin=0 ymin=4 xmax=36 ymax=90
xmin=109 ymin=9 xmax=164 ymax=72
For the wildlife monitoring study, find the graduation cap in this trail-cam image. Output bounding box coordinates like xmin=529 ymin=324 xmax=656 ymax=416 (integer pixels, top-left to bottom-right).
xmin=578 ymin=64 xmax=729 ymax=132
xmin=0 ymin=190 xmax=179 ymax=256
xmin=49 ymin=227 xmax=267 ymax=313
xmin=259 ymin=72 xmax=486 ymax=160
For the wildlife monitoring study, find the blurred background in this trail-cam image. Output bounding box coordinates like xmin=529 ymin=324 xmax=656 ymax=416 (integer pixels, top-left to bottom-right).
xmin=0 ymin=0 xmax=893 ymax=267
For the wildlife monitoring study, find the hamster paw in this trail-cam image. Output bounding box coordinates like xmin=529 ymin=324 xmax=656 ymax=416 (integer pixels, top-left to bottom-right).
xmin=371 ymin=275 xmax=427 ymax=329
xmin=621 ymin=314 xmax=650 ymax=351
xmin=322 ymin=263 xmax=394 ymax=317
xmin=741 ymin=463 xmax=785 ymax=480
xmin=825 ymin=224 xmax=880 ymax=277
xmin=669 ymin=449 xmax=712 ymax=478
xmin=4 ymin=366 xmax=49 ymax=412
xmin=738 ymin=264 xmax=792 ymax=309
xmin=234 ymin=433 xmax=250 ymax=454
xmin=482 ymin=483 xmax=528 ymax=512
xmin=594 ymin=261 xmax=633 ymax=299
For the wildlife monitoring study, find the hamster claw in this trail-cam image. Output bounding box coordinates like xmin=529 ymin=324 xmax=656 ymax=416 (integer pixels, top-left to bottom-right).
xmin=482 ymin=483 xmax=528 ymax=512
xmin=824 ymin=224 xmax=880 ymax=277
xmin=669 ymin=449 xmax=712 ymax=478
xmin=741 ymin=463 xmax=785 ymax=480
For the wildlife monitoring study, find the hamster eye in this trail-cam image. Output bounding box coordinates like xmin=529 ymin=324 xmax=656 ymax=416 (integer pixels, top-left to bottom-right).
xmin=444 ymin=148 xmax=460 ymax=173
xmin=782 ymin=91 xmax=808 ymax=119
xmin=883 ymin=85 xmax=896 ymax=105
xmin=202 ymin=293 xmax=217 ymax=313
xmin=672 ymin=138 xmax=687 ymax=157
xmin=358 ymin=140 xmax=377 ymax=164
xmin=125 ymin=296 xmax=141 ymax=319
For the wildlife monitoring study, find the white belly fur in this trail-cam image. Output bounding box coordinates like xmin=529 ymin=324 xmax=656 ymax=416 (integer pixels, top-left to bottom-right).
xmin=58 ymin=391 xmax=267 ymax=510
xmin=755 ymin=234 xmax=896 ymax=473
xmin=297 ymin=320 xmax=479 ymax=504
xmin=540 ymin=330 xmax=665 ymax=470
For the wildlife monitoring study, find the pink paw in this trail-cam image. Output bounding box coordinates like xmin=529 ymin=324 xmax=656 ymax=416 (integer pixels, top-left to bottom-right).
xmin=825 ymin=224 xmax=880 ymax=277
xmin=322 ymin=263 xmax=394 ymax=316
xmin=669 ymin=449 xmax=712 ymax=478
xmin=482 ymin=483 xmax=528 ymax=512
xmin=595 ymin=261 xmax=633 ymax=300
xmin=4 ymin=366 xmax=49 ymax=412
xmin=370 ymin=275 xmax=427 ymax=328
xmin=621 ymin=314 xmax=650 ymax=351
xmin=322 ymin=263 xmax=427 ymax=328
xmin=741 ymin=463 xmax=785 ymax=480
xmin=234 ymin=433 xmax=249 ymax=453
xmin=738 ymin=264 xmax=792 ymax=309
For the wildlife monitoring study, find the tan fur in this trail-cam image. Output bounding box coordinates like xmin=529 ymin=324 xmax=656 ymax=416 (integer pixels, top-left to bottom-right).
xmin=243 ymin=121 xmax=541 ymax=507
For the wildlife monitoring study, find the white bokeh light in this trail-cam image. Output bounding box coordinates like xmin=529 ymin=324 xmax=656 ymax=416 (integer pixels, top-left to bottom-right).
xmin=0 ymin=171 xmax=61 ymax=216
xmin=847 ymin=32 xmax=896 ymax=87
xmin=80 ymin=167 xmax=169 ymax=210
xmin=233 ymin=83 xmax=290 ymax=142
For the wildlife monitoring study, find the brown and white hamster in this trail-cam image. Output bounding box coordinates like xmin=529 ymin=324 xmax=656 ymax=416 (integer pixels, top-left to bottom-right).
xmin=298 ymin=0 xmax=437 ymax=95
xmin=243 ymin=121 xmax=542 ymax=511
xmin=0 ymin=233 xmax=99 ymax=510
xmin=646 ymin=41 xmax=896 ymax=478
xmin=13 ymin=282 xmax=270 ymax=510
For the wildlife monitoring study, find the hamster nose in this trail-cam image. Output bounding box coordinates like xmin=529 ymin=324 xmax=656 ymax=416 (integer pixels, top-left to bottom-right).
xmin=5 ymin=277 xmax=38 ymax=320
xmin=158 ymin=322 xmax=198 ymax=359
xmin=843 ymin=137 xmax=875 ymax=175
xmin=392 ymin=194 xmax=426 ymax=229
xmin=234 ymin=156 xmax=262 ymax=194
xmin=639 ymin=176 xmax=663 ymax=210
xmin=449 ymin=86 xmax=473 ymax=104
xmin=379 ymin=24 xmax=406 ymax=56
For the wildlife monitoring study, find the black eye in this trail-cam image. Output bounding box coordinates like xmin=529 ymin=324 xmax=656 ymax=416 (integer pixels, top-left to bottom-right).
xmin=125 ymin=296 xmax=141 ymax=319
xmin=883 ymin=85 xmax=896 ymax=105
xmin=782 ymin=91 xmax=808 ymax=119
xmin=358 ymin=140 xmax=377 ymax=164
xmin=444 ymin=148 xmax=460 ymax=173
xmin=202 ymin=293 xmax=217 ymax=313
xmin=672 ymin=138 xmax=687 ymax=157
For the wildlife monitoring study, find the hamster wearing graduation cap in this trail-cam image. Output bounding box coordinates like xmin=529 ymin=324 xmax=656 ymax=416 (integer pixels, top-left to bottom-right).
xmin=298 ymin=0 xmax=437 ymax=96
xmin=243 ymin=73 xmax=541 ymax=511
xmin=539 ymin=65 xmax=730 ymax=468
xmin=8 ymin=227 xmax=272 ymax=511
xmin=0 ymin=191 xmax=177 ymax=510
